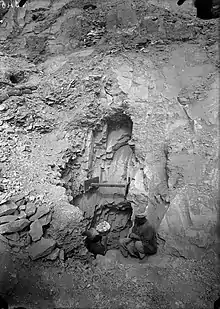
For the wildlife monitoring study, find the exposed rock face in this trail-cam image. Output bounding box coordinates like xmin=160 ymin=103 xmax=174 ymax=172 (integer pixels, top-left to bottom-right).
xmin=28 ymin=237 xmax=56 ymax=260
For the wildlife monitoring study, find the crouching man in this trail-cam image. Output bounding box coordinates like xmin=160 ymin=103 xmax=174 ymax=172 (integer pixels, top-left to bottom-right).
xmin=119 ymin=214 xmax=157 ymax=259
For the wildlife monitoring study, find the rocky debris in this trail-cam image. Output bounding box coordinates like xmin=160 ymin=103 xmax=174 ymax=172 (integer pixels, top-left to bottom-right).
xmin=25 ymin=202 xmax=37 ymax=217
xmin=29 ymin=205 xmax=50 ymax=222
xmin=28 ymin=237 xmax=56 ymax=260
xmin=0 ymin=219 xmax=30 ymax=234
xmin=29 ymin=219 xmax=43 ymax=242
xmin=8 ymin=239 xmax=25 ymax=248
xmin=46 ymin=248 xmax=60 ymax=261
xmin=0 ymin=201 xmax=18 ymax=217
xmin=0 ymin=215 xmax=18 ymax=225
xmin=5 ymin=232 xmax=20 ymax=241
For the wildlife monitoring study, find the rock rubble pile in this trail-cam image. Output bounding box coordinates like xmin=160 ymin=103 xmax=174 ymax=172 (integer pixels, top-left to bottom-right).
xmin=0 ymin=195 xmax=64 ymax=261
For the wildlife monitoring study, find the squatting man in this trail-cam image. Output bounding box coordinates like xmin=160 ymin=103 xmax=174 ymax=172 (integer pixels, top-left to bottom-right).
xmin=82 ymin=214 xmax=158 ymax=260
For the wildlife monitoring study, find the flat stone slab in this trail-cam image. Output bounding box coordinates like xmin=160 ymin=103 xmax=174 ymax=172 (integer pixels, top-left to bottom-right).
xmin=28 ymin=237 xmax=56 ymax=260
xmin=0 ymin=202 xmax=18 ymax=217
xmin=0 ymin=219 xmax=30 ymax=234
xmin=38 ymin=212 xmax=52 ymax=226
xmin=29 ymin=219 xmax=43 ymax=242
xmin=29 ymin=206 xmax=50 ymax=222
xmin=0 ymin=215 xmax=18 ymax=225
xmin=25 ymin=202 xmax=37 ymax=217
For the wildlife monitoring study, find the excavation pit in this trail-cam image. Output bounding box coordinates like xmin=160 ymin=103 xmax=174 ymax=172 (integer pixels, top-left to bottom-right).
xmin=84 ymin=201 xmax=133 ymax=253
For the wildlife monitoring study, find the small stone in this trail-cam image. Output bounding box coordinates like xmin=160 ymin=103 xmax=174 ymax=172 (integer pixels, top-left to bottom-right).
xmin=12 ymin=247 xmax=20 ymax=253
xmin=24 ymin=234 xmax=31 ymax=246
xmin=19 ymin=205 xmax=26 ymax=211
xmin=30 ymin=85 xmax=38 ymax=91
xmin=7 ymin=89 xmax=22 ymax=96
xmin=18 ymin=211 xmax=26 ymax=219
xmin=29 ymin=206 xmax=50 ymax=222
xmin=0 ymin=94 xmax=8 ymax=103
xmin=25 ymin=202 xmax=37 ymax=217
xmin=46 ymin=248 xmax=60 ymax=261
xmin=5 ymin=232 xmax=20 ymax=241
xmin=29 ymin=220 xmax=43 ymax=242
xmin=0 ymin=234 xmax=8 ymax=243
xmin=22 ymin=89 xmax=32 ymax=95
xmin=177 ymin=96 xmax=189 ymax=105
xmin=8 ymin=239 xmax=25 ymax=248
xmin=0 ymin=201 xmax=18 ymax=217
xmin=0 ymin=215 xmax=18 ymax=225
xmin=29 ymin=195 xmax=36 ymax=202
xmin=28 ymin=238 xmax=56 ymax=260
xmin=0 ymin=219 xmax=30 ymax=234
xmin=14 ymin=210 xmax=19 ymax=216
xmin=0 ymin=103 xmax=8 ymax=111
xmin=59 ymin=249 xmax=65 ymax=261
xmin=38 ymin=212 xmax=52 ymax=226
xmin=0 ymin=156 xmax=7 ymax=162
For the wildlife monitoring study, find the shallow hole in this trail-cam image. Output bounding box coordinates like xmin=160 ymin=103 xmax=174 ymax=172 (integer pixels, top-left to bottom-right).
xmin=84 ymin=201 xmax=133 ymax=256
